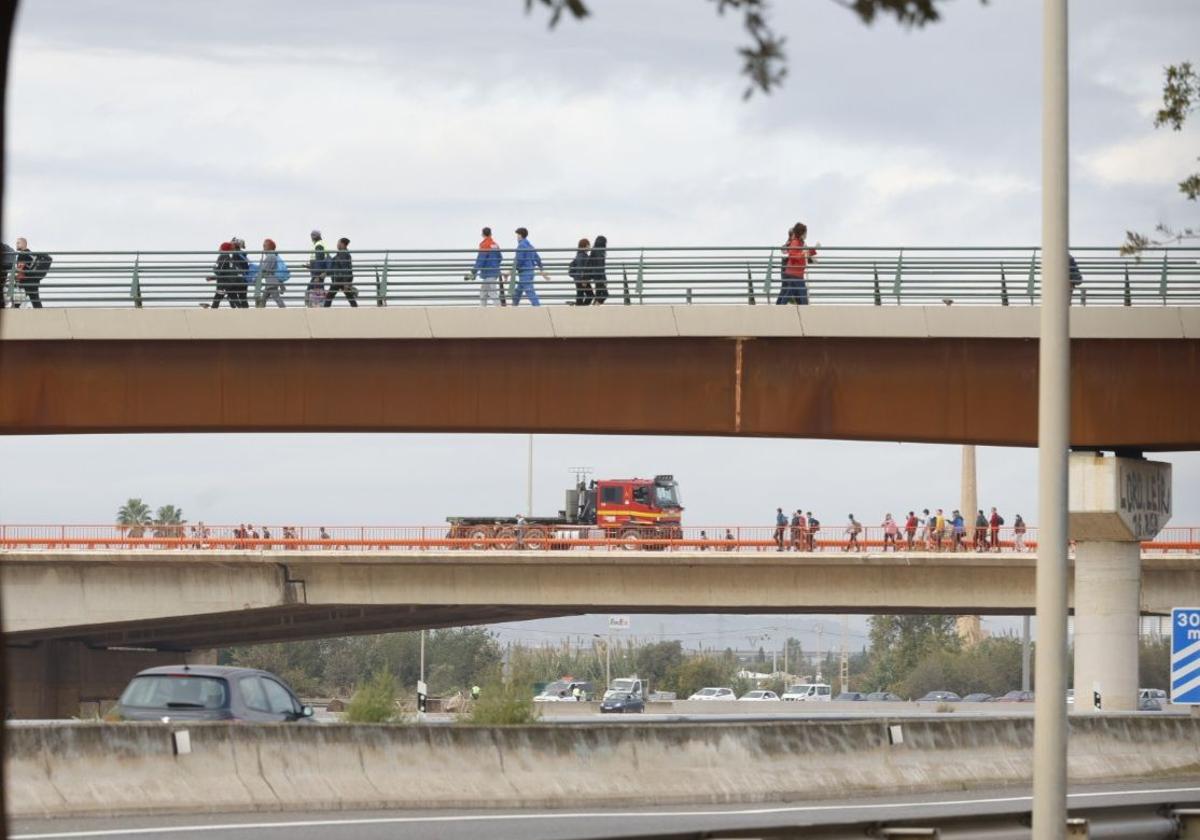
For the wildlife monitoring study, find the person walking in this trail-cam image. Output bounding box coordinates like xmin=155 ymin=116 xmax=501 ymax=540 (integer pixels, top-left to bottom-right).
xmin=469 ymin=227 xmax=505 ymax=306
xmin=882 ymin=513 xmax=899 ymax=552
xmin=844 ymin=514 xmax=863 ymax=552
xmin=773 ymin=507 xmax=787 ymax=551
xmin=789 ymin=509 xmax=802 ymax=551
xmin=324 ymin=238 xmax=358 ymax=307
xmin=974 ymin=509 xmax=990 ymax=551
xmin=589 ymin=235 xmax=609 ymax=304
xmin=989 ymin=506 xmax=1004 ymax=552
xmin=512 ymin=227 xmax=547 ymax=306
xmin=11 ymin=238 xmax=45 ymax=308
xmin=1013 ymin=514 xmax=1027 ymax=552
xmin=307 ymin=229 xmax=329 ymax=307
xmin=932 ymin=509 xmax=945 ymax=551
xmin=228 ymin=237 xmax=250 ymax=308
xmin=257 ymin=239 xmax=288 ymax=307
xmin=206 ymin=242 xmax=238 ymax=309
xmin=805 ymin=512 xmax=820 ymax=551
xmin=904 ymin=511 xmax=918 ymax=551
xmin=568 ymin=238 xmax=593 ymax=305
xmin=951 ymin=510 xmax=966 ymax=551
xmin=775 ymin=222 xmax=818 ymax=305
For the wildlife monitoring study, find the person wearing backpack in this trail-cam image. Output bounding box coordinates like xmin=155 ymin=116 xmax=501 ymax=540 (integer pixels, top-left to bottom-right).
xmin=1013 ymin=514 xmax=1027 ymax=553
xmin=324 ymin=238 xmax=358 ymax=307
xmin=775 ymin=222 xmax=818 ymax=305
xmin=844 ymin=514 xmax=863 ymax=552
xmin=258 ymin=239 xmax=288 ymax=307
xmin=989 ymin=507 xmax=1004 ymax=552
xmin=974 ymin=510 xmax=990 ymax=551
xmin=806 ymin=512 xmax=820 ymax=551
xmin=904 ymin=511 xmax=918 ymax=551
xmin=307 ymin=229 xmax=329 ymax=307
xmin=12 ymin=238 xmax=47 ymax=309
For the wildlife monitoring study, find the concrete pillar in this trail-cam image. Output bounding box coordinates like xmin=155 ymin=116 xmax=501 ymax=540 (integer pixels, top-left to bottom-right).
xmin=1072 ymin=540 xmax=1141 ymax=712
xmin=1068 ymin=452 xmax=1172 ymax=715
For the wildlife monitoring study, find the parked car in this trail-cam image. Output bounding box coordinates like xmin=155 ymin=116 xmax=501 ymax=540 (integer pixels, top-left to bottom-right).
xmin=835 ymin=691 xmax=867 ymax=701
xmin=995 ymin=690 xmax=1035 ymax=703
xmin=918 ymin=690 xmax=962 ymax=703
xmin=688 ymin=687 xmax=736 ymax=701
xmin=781 ymin=683 xmax=833 ymax=702
xmin=865 ymin=691 xmax=904 ymax=702
xmin=534 ymin=680 xmax=594 ymax=702
xmin=1139 ymin=688 xmax=1167 ymax=711
xmin=961 ymin=693 xmax=994 ymax=703
xmin=599 ymin=692 xmax=645 ymax=713
xmin=738 ymin=690 xmax=780 ymax=701
xmin=115 ymin=665 xmax=314 ymax=723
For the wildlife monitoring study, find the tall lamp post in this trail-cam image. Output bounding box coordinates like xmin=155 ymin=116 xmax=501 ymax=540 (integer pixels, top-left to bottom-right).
xmin=1032 ymin=0 xmax=1071 ymax=836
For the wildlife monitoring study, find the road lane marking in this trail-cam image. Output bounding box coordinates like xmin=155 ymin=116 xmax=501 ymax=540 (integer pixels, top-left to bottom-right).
xmin=13 ymin=787 xmax=1200 ymax=838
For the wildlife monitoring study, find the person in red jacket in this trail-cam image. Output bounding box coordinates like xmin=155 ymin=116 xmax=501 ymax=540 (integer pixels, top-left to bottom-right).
xmin=904 ymin=511 xmax=918 ymax=551
xmin=776 ymin=222 xmax=818 ymax=305
xmin=989 ymin=507 xmax=1004 ymax=552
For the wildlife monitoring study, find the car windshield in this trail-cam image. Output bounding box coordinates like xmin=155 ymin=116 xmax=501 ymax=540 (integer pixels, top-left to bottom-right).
xmin=539 ymin=682 xmax=569 ymax=696
xmin=119 ymin=675 xmax=228 ymax=709
xmin=697 ymin=688 xmax=717 ymax=696
xmin=654 ymin=482 xmax=680 ymax=508
xmin=611 ymin=679 xmax=637 ymax=693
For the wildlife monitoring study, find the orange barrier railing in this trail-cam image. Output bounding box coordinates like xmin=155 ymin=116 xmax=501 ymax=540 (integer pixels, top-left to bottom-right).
xmin=0 ymin=524 xmax=1196 ymax=554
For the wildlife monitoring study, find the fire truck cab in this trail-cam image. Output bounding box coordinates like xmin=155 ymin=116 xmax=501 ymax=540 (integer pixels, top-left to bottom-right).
xmin=590 ymin=475 xmax=683 ymax=540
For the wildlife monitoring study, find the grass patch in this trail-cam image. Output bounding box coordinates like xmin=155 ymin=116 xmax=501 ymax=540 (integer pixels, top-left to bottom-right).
xmin=344 ymin=670 xmax=402 ymax=723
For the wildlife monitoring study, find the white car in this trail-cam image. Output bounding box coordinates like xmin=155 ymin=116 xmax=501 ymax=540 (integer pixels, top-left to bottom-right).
xmin=738 ymin=690 xmax=780 ymax=701
xmin=781 ymin=683 xmax=832 ymax=702
xmin=687 ymin=687 xmax=736 ymax=701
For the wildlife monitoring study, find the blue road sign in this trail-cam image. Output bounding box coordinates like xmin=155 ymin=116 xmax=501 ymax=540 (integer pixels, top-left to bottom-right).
xmin=1172 ymin=608 xmax=1200 ymax=704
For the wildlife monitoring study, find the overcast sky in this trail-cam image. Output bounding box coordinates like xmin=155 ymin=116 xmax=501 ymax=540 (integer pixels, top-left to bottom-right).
xmin=3 ymin=0 xmax=1197 ymax=650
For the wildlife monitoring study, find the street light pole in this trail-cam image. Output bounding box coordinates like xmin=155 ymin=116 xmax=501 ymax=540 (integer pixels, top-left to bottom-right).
xmin=1032 ymin=0 xmax=1070 ymax=836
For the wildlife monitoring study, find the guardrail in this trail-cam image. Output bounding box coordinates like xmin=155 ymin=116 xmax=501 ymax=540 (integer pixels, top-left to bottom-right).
xmin=1 ymin=524 xmax=1197 ymax=553
xmin=3 ymin=245 xmax=1198 ymax=308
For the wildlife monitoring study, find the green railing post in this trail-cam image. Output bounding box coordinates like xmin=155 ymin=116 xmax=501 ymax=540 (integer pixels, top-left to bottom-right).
xmin=636 ymin=251 xmax=645 ymax=304
xmin=1160 ymin=249 xmax=1169 ymax=305
xmin=621 ymin=265 xmax=631 ymax=305
xmin=378 ymin=252 xmax=389 ymax=307
xmin=764 ymin=250 xmax=775 ymax=301
xmin=1000 ymin=264 xmax=1010 ymax=306
xmin=131 ymin=253 xmax=143 ymax=308
xmin=1027 ymin=249 xmax=1037 ymax=304
xmin=893 ymin=250 xmax=904 ymax=305
xmin=872 ymin=265 xmax=882 ymax=306
xmin=1124 ymin=265 xmax=1132 ymax=307
xmin=746 ymin=265 xmax=756 ymax=305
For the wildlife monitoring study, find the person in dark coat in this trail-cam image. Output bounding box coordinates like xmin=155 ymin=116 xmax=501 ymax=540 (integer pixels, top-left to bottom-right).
xmin=589 ymin=235 xmax=609 ymax=304
xmin=207 ymin=242 xmax=238 ymax=309
xmin=568 ymin=238 xmax=593 ymax=305
xmin=324 ymin=237 xmax=358 ymax=307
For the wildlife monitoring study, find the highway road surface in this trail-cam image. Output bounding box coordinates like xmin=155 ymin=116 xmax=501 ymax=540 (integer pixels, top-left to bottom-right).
xmin=11 ymin=782 xmax=1200 ymax=839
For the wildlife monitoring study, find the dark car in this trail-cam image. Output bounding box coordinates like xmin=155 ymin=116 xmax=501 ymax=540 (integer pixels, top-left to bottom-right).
xmin=918 ymin=690 xmax=962 ymax=703
xmin=835 ymin=691 xmax=867 ymax=701
xmin=961 ymin=693 xmax=994 ymax=703
xmin=995 ymin=690 xmax=1035 ymax=703
xmin=116 ymin=665 xmax=315 ymax=723
xmin=599 ymin=692 xmax=645 ymax=714
xmin=865 ymin=691 xmax=903 ymax=702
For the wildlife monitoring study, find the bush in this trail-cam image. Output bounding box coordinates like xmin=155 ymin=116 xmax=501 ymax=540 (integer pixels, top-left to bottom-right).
xmin=344 ymin=670 xmax=400 ymax=723
xmin=464 ymin=680 xmax=541 ymax=725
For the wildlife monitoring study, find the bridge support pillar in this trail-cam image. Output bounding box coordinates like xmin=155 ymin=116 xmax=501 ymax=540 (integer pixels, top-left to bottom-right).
xmin=1069 ymin=453 xmax=1172 ymax=714
xmin=5 ymin=642 xmax=216 ymax=719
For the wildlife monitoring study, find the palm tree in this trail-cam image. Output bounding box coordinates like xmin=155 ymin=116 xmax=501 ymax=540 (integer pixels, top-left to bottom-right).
xmin=116 ymin=498 xmax=153 ymax=538
xmin=153 ymin=504 xmax=187 ymax=539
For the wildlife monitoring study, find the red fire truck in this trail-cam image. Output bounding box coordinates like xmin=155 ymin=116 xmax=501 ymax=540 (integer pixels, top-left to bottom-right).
xmin=446 ymin=475 xmax=683 ymax=549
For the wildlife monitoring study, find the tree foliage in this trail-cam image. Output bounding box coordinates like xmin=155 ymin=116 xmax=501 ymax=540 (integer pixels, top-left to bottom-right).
xmin=152 ymin=504 xmax=186 ymax=537
xmin=1123 ymin=61 xmax=1198 ymax=255
xmin=525 ymin=0 xmax=983 ymax=97
xmin=344 ymin=670 xmax=402 ymax=723
xmin=863 ymin=615 xmax=960 ymax=691
xmin=116 ymin=498 xmax=153 ymax=537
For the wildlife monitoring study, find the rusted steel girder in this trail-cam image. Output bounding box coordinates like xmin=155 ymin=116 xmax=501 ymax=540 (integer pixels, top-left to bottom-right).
xmin=0 ymin=337 xmax=1196 ymax=448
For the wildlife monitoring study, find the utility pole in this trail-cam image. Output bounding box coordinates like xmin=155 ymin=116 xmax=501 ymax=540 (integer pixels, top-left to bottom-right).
xmin=1032 ymin=0 xmax=1070 ymax=836
xmin=526 ymin=434 xmax=534 ymax=517
xmin=1022 ymin=615 xmax=1033 ymax=692
xmin=814 ymin=623 xmax=824 ymax=682
xmin=839 ymin=615 xmax=850 ymax=694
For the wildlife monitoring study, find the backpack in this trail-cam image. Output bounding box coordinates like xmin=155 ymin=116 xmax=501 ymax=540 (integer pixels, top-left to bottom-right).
xmin=852 ymin=521 xmax=862 ymax=534
xmin=810 ymin=519 xmax=820 ymax=532
xmin=997 ymin=515 xmax=1005 ymax=526
xmin=276 ymin=257 xmax=290 ymax=282
xmin=27 ymin=252 xmax=52 ymax=281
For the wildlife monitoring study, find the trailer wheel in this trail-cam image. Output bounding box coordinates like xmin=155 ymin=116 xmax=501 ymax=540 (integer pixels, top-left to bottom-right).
xmin=494 ymin=526 xmax=517 ymax=550
xmin=523 ymin=526 xmax=549 ymax=551
xmin=467 ymin=527 xmax=493 ymax=551
xmin=619 ymin=528 xmax=643 ymax=551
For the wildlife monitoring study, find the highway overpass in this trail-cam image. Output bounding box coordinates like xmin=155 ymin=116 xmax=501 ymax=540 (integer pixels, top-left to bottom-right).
xmin=4 ymin=545 xmax=1199 ymax=716
xmin=2 ymin=305 xmax=1198 ymax=448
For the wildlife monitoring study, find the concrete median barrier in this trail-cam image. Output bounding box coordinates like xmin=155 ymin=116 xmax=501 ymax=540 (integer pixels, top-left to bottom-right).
xmin=7 ymin=716 xmax=1200 ymax=818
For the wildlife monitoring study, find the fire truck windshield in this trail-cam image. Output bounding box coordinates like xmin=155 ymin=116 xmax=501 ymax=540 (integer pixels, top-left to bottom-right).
xmin=654 ymin=482 xmax=681 ymax=508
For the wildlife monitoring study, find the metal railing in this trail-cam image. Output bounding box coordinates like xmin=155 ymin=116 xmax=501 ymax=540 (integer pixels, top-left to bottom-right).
xmin=1 ymin=523 xmax=1197 ymax=553
xmin=2 ymin=245 xmax=1198 ymax=308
